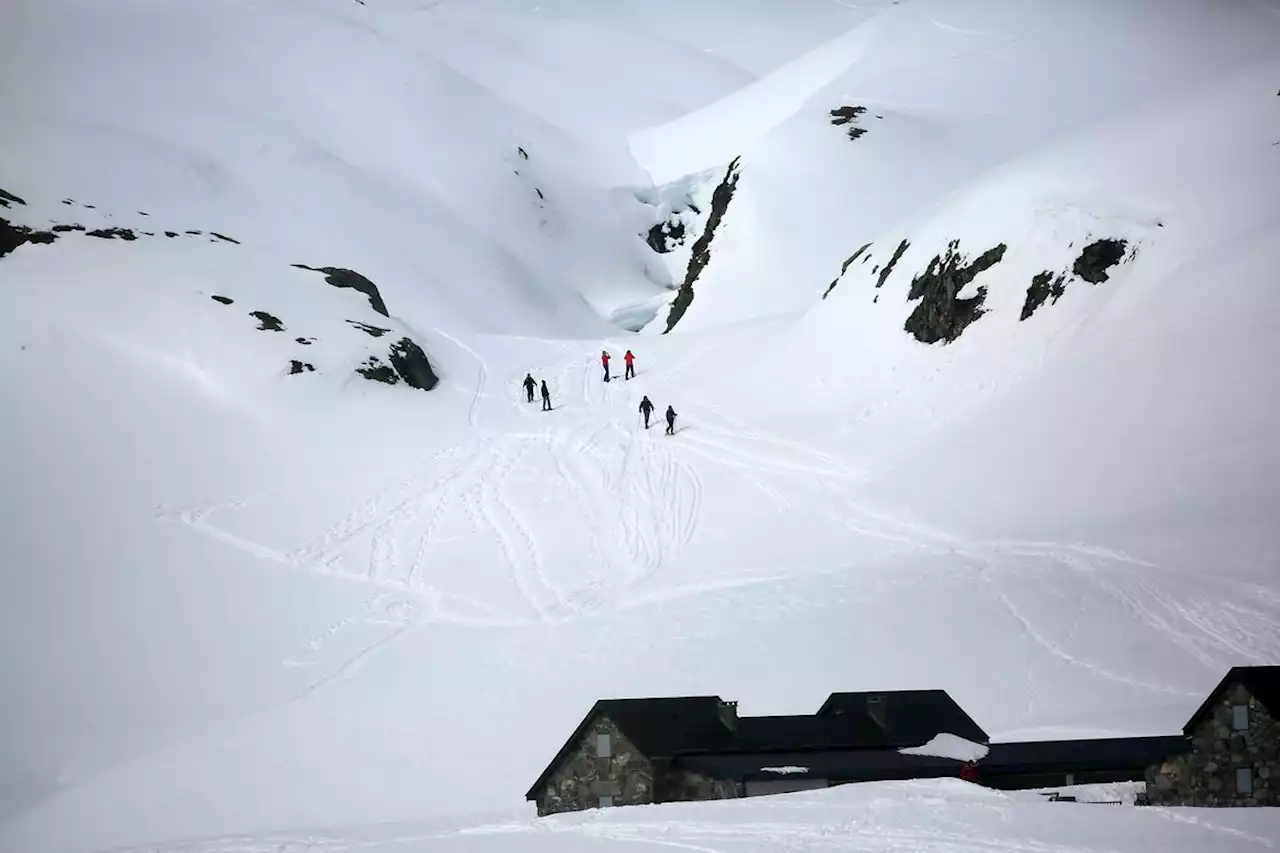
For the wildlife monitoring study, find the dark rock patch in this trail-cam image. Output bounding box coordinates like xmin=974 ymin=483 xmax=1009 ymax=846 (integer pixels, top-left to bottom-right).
xmin=830 ymin=105 xmax=869 ymax=140
xmin=646 ymin=216 xmax=687 ymax=253
xmin=139 ymin=211 xmax=150 ymax=216
xmin=165 ymin=231 xmax=179 ymax=238
xmin=518 ymin=146 xmax=529 ymax=160
xmin=876 ymin=239 xmax=911 ymax=289
xmin=51 ymin=224 xmax=86 ymax=233
xmin=185 ymin=230 xmax=202 ymax=235
xmin=388 ymin=337 xmax=439 ymax=390
xmin=292 ymin=264 xmax=389 ymax=317
xmin=903 ymin=240 xmax=1007 ymax=344
xmin=356 ymin=356 xmax=398 ymax=385
xmin=1 ymin=219 xmax=58 ymax=258
xmin=62 ymin=199 xmax=74 ymax=205
xmin=250 ymin=310 xmax=285 ymax=331
xmin=1072 ymin=238 xmax=1128 ymax=283
xmin=346 ymin=319 xmax=390 ymax=338
xmin=289 ymin=360 xmax=316 ymax=375
xmin=535 ymin=188 xmax=544 ymax=200
xmin=86 ymin=227 xmax=138 ymax=241
xmin=1020 ymin=271 xmax=1067 ymax=321
xmin=142 ymin=231 xmax=155 ymax=236
xmin=0 ymin=188 xmax=26 ymax=208
xmin=822 ymin=241 xmax=873 ymax=299
xmin=295 ymin=337 xmax=315 ymax=345
xmin=665 ymin=156 xmax=742 ymax=333
xmin=83 ymin=204 xmax=96 ymax=210
xmin=211 ymin=295 xmax=235 ymax=305
xmin=210 ymin=232 xmax=240 ymax=244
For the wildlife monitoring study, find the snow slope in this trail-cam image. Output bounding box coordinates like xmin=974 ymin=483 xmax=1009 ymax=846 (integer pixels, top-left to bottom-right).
xmin=3 ymin=0 xmax=1280 ymax=851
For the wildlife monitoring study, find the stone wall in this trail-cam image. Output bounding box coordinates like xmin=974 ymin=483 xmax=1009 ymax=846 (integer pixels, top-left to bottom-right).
xmin=659 ymin=767 xmax=742 ymax=803
xmin=1145 ymin=683 xmax=1279 ymax=806
xmin=534 ymin=715 xmax=655 ymax=816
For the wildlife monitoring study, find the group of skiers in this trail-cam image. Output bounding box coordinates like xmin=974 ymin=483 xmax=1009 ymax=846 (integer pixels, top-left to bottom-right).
xmin=520 ymin=348 xmax=678 ymax=435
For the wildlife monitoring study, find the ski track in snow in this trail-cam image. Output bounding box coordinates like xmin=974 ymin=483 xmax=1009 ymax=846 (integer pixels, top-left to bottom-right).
xmin=155 ymin=337 xmax=1280 ymax=697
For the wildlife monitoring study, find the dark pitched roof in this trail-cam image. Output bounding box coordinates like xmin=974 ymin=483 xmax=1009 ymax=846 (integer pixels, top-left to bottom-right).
xmin=982 ymin=736 xmax=1188 ymax=772
xmin=734 ymin=712 xmax=889 ymax=751
xmin=816 ymin=689 xmax=989 ymax=746
xmin=524 ymin=696 xmax=733 ymax=800
xmin=1181 ymin=666 xmax=1280 ymax=734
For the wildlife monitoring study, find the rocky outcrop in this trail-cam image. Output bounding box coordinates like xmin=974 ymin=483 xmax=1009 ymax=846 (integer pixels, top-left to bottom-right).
xmin=293 ymin=264 xmax=389 ymax=317
xmin=646 ymin=217 xmax=688 ymax=253
xmin=0 ymin=188 xmax=28 ymax=208
xmin=822 ymin=242 xmax=872 ymax=299
xmin=387 ymin=337 xmax=439 ymax=390
xmin=347 ymin=320 xmax=391 ymax=338
xmin=830 ymin=105 xmax=869 ymax=140
xmin=210 ymin=232 xmax=240 ymax=244
xmin=86 ymin=227 xmax=139 ymax=241
xmin=250 ymin=310 xmax=285 ymax=331
xmin=1145 ymin=683 xmax=1279 ymax=806
xmin=356 ymin=356 xmax=398 ymax=384
xmin=903 ymin=240 xmax=1007 ymax=344
xmin=877 ymin=239 xmax=911 ymax=289
xmin=1 ymin=219 xmax=58 ymax=259
xmin=665 ymin=157 xmax=742 ymax=333
xmin=211 ymin=295 xmax=235 ymax=305
xmin=1020 ymin=270 xmax=1067 ymax=321
xmin=289 ymin=360 xmax=316 ymax=375
xmin=1072 ymin=239 xmax=1128 ymax=283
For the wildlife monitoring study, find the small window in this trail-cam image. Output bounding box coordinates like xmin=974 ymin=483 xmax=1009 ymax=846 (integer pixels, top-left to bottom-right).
xmin=598 ymin=795 xmax=614 ymax=808
xmin=1232 ymin=705 xmax=1249 ymax=731
xmin=596 ymin=733 xmax=612 ymax=758
xmin=1236 ymin=767 xmax=1253 ymax=795
xmin=1064 ymin=773 xmax=1074 ymax=786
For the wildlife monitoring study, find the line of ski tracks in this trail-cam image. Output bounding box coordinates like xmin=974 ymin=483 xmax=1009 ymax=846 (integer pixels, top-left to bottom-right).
xmin=155 ymin=352 xmax=1280 ymax=700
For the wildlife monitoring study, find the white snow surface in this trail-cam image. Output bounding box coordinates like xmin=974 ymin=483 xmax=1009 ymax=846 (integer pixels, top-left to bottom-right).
xmin=3 ymin=0 xmax=1280 ymax=851
xmin=899 ymin=734 xmax=990 ymax=762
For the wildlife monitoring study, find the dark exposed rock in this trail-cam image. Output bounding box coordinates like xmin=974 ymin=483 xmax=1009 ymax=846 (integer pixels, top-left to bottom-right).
xmin=250 ymin=310 xmax=285 ymax=331
xmin=388 ymin=337 xmax=439 ymax=390
xmin=665 ymin=157 xmax=742 ymax=333
xmin=0 ymin=188 xmax=25 ymax=208
xmin=296 ymin=337 xmax=315 ymax=345
xmin=210 ymin=232 xmax=240 ymax=244
xmin=83 ymin=204 xmax=96 ymax=209
xmin=1072 ymin=238 xmax=1128 ymax=283
xmin=535 ymin=188 xmax=545 ymax=200
xmin=1020 ymin=270 xmax=1067 ymax=321
xmin=52 ymin=224 xmax=86 ymax=233
xmin=346 ymin=319 xmax=390 ymax=337
xmin=903 ymin=240 xmax=1007 ymax=344
xmin=830 ymin=105 xmax=869 ymax=140
xmin=518 ymin=146 xmax=529 ymax=160
xmin=289 ymin=360 xmax=316 ymax=375
xmin=211 ymin=295 xmax=235 ymax=305
xmin=165 ymin=231 xmax=179 ymax=238
xmin=356 ymin=355 xmax=398 ymax=385
xmin=86 ymin=227 xmax=138 ymax=241
xmin=646 ymin=216 xmax=687 ymax=253
xmin=62 ymin=199 xmax=74 ymax=205
xmin=139 ymin=211 xmax=150 ymax=216
xmin=142 ymin=232 xmax=155 ymax=236
xmin=185 ymin=230 xmax=202 ymax=235
xmin=822 ymin=242 xmax=872 ymax=299
xmin=1 ymin=218 xmax=58 ymax=258
xmin=876 ymin=239 xmax=911 ymax=289
xmin=292 ymin=264 xmax=389 ymax=317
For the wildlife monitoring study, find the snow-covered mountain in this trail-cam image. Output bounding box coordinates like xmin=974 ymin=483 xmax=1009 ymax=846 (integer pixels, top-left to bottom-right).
xmin=3 ymin=0 xmax=1279 ymax=851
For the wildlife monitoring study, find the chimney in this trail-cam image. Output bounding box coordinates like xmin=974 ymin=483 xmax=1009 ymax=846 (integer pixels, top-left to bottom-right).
xmin=718 ymin=700 xmax=739 ymax=731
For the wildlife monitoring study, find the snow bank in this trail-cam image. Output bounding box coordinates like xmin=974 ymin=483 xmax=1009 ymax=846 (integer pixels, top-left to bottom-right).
xmin=899 ymin=734 xmax=990 ymax=762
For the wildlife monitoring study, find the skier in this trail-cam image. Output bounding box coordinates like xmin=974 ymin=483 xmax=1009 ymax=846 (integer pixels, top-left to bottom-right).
xmin=522 ymin=373 xmax=536 ymax=403
xmin=638 ymin=395 xmax=654 ymax=429
xmin=540 ymin=379 xmax=552 ymax=411
xmin=623 ymin=349 xmax=636 ymax=380
xmin=664 ymin=405 xmax=677 ymax=436
xmin=601 ymin=350 xmax=611 ymax=382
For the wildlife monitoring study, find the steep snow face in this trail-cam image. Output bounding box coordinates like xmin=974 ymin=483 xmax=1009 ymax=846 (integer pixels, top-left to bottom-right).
xmin=4 ymin=0 xmax=1280 ymax=851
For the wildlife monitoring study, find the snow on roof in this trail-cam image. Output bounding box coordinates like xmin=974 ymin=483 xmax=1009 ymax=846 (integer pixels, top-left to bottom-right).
xmin=898 ymin=733 xmax=990 ymax=762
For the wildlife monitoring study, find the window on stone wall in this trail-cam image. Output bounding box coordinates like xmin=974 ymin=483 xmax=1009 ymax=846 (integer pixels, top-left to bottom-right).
xmin=598 ymin=795 xmax=614 ymax=808
xmin=1236 ymin=767 xmax=1253 ymax=795
xmin=1232 ymin=705 xmax=1249 ymax=730
xmin=597 ymin=733 xmax=612 ymax=758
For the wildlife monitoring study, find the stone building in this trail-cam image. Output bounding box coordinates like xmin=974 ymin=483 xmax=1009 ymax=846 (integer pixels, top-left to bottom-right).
xmin=1145 ymin=665 xmax=1280 ymax=806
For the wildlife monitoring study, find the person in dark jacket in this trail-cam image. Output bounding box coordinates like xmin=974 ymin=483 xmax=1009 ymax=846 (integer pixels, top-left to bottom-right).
xmin=665 ymin=405 xmax=677 ymax=435
xmin=523 ymin=373 xmax=536 ymax=403
xmin=638 ymin=395 xmax=654 ymax=428
xmin=540 ymin=379 xmax=552 ymax=411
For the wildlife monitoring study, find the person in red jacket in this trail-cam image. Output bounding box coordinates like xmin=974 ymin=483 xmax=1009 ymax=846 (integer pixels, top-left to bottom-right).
xmin=601 ymin=350 xmax=611 ymax=382
xmin=623 ymin=349 xmax=636 ymax=380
